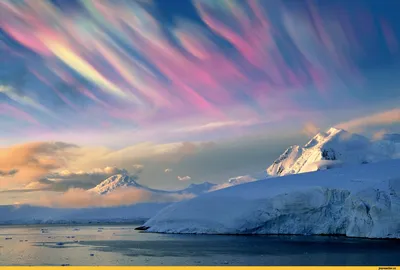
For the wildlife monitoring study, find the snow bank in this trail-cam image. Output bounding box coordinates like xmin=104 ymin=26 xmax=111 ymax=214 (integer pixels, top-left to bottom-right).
xmin=143 ymin=159 xmax=400 ymax=239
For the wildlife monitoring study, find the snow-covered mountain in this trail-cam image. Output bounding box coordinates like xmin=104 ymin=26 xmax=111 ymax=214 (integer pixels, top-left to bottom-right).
xmin=89 ymin=174 xmax=217 ymax=196
xmin=267 ymin=127 xmax=399 ymax=176
xmin=142 ymin=158 xmax=400 ymax=239
xmin=89 ymin=174 xmax=143 ymax=194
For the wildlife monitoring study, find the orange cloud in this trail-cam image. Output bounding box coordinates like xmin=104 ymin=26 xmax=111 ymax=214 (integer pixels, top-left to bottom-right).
xmin=372 ymin=129 xmax=388 ymax=140
xmin=302 ymin=122 xmax=320 ymax=137
xmin=0 ymin=142 xmax=77 ymax=189
xmin=336 ymin=108 xmax=400 ymax=132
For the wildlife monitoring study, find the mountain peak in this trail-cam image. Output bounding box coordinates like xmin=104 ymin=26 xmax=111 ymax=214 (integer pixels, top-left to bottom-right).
xmin=89 ymin=174 xmax=141 ymax=195
xmin=304 ymin=127 xmax=348 ymax=149
xmin=327 ymin=127 xmax=344 ymax=135
xmin=267 ymin=128 xmax=399 ymax=176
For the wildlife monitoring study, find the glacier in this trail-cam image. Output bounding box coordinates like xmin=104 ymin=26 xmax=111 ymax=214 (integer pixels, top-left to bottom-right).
xmin=143 ymin=159 xmax=400 ymax=239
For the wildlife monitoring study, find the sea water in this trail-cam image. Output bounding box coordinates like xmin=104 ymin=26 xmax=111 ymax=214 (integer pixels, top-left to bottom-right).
xmin=0 ymin=224 xmax=399 ymax=266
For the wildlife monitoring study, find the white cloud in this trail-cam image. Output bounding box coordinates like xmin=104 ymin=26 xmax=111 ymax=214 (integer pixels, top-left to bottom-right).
xmin=164 ymin=168 xmax=173 ymax=173
xmin=172 ymin=119 xmax=259 ymax=133
xmin=57 ymin=166 xmax=127 ymax=177
xmin=86 ymin=141 xmax=215 ymax=165
xmin=177 ymin=176 xmax=191 ymax=181
xmin=0 ymin=85 xmax=54 ymax=115
xmin=132 ymin=164 xmax=144 ymax=173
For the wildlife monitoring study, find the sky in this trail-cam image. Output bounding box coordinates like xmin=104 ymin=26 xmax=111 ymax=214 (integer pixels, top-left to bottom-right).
xmin=0 ymin=0 xmax=399 ymax=206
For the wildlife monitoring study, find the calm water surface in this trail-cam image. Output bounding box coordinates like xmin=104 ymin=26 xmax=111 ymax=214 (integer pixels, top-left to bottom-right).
xmin=0 ymin=224 xmax=399 ymax=266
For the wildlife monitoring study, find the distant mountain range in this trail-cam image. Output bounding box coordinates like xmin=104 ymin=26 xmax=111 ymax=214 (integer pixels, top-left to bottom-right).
xmin=88 ymin=174 xmax=217 ymax=196
xmin=91 ymin=127 xmax=399 ymax=196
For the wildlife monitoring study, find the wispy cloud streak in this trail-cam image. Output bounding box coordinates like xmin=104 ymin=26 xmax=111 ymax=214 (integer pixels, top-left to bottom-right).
xmin=0 ymin=0 xmax=398 ymax=142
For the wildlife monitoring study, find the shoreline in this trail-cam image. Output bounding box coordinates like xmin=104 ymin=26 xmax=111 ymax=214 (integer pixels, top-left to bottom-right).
xmin=2 ymin=223 xmax=398 ymax=241
xmin=137 ymin=227 xmax=400 ymax=241
xmin=0 ymin=221 xmax=145 ymax=228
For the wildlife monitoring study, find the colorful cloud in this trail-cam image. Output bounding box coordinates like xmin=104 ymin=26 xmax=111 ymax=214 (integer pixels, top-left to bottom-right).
xmin=1 ymin=0 xmax=398 ymax=145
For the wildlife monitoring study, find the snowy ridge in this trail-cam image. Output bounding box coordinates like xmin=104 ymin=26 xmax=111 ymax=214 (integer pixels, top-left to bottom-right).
xmin=89 ymin=172 xmax=264 ymax=196
xmin=267 ymin=127 xmax=399 ymax=176
xmin=180 ymin=182 xmax=217 ymax=195
xmin=143 ymin=158 xmax=400 ymax=239
xmin=89 ymin=174 xmax=217 ymax=196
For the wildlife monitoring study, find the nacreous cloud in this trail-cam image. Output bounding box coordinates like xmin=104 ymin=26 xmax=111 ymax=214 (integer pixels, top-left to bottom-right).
xmin=2 ymin=0 xmax=391 ymax=142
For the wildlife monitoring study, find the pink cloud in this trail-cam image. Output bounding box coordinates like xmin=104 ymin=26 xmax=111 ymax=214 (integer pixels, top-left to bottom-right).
xmin=0 ymin=104 xmax=40 ymax=125
xmin=0 ymin=0 xmax=394 ymax=142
